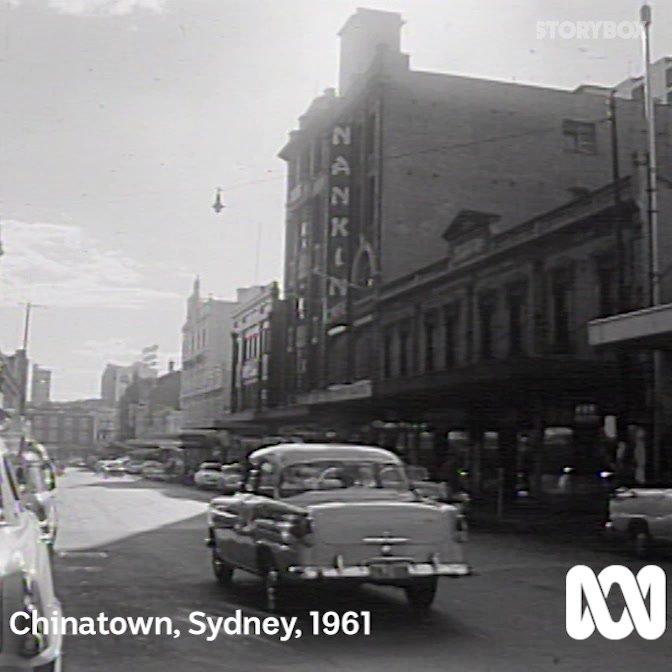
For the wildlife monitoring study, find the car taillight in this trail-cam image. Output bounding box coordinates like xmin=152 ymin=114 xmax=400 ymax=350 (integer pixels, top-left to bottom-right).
xmin=289 ymin=515 xmax=313 ymax=538
xmin=280 ymin=513 xmax=313 ymax=544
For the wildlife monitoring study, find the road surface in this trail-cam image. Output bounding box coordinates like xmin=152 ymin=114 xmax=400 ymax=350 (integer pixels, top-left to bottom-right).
xmin=52 ymin=469 xmax=671 ymax=672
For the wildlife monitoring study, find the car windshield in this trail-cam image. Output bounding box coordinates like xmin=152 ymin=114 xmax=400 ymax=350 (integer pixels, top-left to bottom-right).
xmin=279 ymin=460 xmax=409 ymax=498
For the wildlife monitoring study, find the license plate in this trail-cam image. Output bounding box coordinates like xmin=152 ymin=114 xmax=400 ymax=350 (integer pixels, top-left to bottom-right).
xmin=369 ymin=563 xmax=409 ymax=579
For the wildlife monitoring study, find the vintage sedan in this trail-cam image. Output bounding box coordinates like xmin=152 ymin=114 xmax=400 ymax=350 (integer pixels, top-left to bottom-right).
xmin=0 ymin=438 xmax=63 ymax=671
xmin=207 ymin=444 xmax=470 ymax=611
xmin=194 ymin=462 xmax=223 ymax=490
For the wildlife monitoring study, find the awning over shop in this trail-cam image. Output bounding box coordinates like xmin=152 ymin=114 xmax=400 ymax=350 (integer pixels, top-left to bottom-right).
xmin=588 ymin=303 xmax=672 ymax=349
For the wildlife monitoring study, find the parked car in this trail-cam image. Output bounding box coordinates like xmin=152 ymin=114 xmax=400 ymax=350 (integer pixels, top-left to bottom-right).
xmin=0 ymin=438 xmax=63 ymax=670
xmin=141 ymin=460 xmax=169 ymax=481
xmin=124 ymin=460 xmax=145 ymax=475
xmin=13 ymin=448 xmax=59 ymax=547
xmin=216 ymin=463 xmax=243 ymax=495
xmin=194 ymin=462 xmax=223 ymax=490
xmin=101 ymin=457 xmax=129 ymax=476
xmin=606 ymin=483 xmax=672 ymax=557
xmin=207 ymin=444 xmax=470 ymax=612
xmin=405 ymin=465 xmax=470 ymax=511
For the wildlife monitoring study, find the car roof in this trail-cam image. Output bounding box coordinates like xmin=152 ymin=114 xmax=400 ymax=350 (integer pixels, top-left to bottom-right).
xmin=248 ymin=443 xmax=401 ymax=466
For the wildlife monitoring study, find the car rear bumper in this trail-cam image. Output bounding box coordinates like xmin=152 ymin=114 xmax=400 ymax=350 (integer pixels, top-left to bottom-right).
xmin=286 ymin=561 xmax=471 ymax=581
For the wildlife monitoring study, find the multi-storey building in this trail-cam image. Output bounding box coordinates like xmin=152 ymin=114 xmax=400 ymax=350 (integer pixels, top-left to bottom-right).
xmin=277 ymin=8 xmax=667 ymax=400
xmin=117 ymin=364 xmax=181 ymax=439
xmin=29 ymin=404 xmax=96 ymax=459
xmin=230 ymin=282 xmax=288 ymax=416
xmin=0 ymin=349 xmax=28 ymax=413
xmin=30 ymin=364 xmax=51 ymax=405
xmin=614 ymin=56 xmax=672 ymax=104
xmin=179 ymin=278 xmax=241 ymax=428
xmin=254 ymin=8 xmax=672 ymax=488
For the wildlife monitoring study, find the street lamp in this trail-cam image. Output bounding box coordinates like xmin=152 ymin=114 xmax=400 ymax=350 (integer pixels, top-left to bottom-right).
xmin=640 ymin=3 xmax=662 ymax=480
xmin=212 ymin=188 xmax=225 ymax=214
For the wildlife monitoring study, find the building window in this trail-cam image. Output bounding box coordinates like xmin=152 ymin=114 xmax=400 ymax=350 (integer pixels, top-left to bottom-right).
xmin=312 ymin=138 xmax=323 ymax=175
xmin=667 ymin=90 xmax=672 ymax=105
xmin=299 ymin=146 xmax=310 ymax=180
xmin=444 ymin=303 xmax=460 ymax=368
xmin=354 ymin=250 xmax=374 ymax=289
xmin=632 ymin=84 xmax=645 ymax=101
xmin=479 ymin=294 xmax=497 ymax=360
xmin=399 ymin=327 xmax=409 ymax=377
xmin=596 ymin=260 xmax=615 ymax=318
xmin=507 ymin=286 xmax=527 ymax=356
xmin=666 ymin=67 xmax=672 ymax=88
xmin=552 ymin=271 xmax=573 ymax=353
xmin=562 ymin=119 xmax=597 ymax=154
xmin=365 ymin=176 xmax=376 ymax=230
xmin=365 ymin=112 xmax=376 ymax=155
xmin=383 ymin=331 xmax=393 ymax=379
xmin=296 ymin=297 xmax=307 ymax=321
xmin=424 ymin=312 xmax=437 ymax=373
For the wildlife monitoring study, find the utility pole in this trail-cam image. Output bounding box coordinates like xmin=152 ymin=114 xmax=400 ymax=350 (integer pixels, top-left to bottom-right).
xmin=607 ymin=92 xmax=625 ymax=311
xmin=19 ymin=302 xmax=46 ymax=415
xmin=608 ymin=92 xmax=631 ymax=450
xmin=641 ymin=3 xmax=662 ymax=480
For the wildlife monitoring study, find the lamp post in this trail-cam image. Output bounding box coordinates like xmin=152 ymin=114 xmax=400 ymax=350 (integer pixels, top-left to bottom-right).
xmin=640 ymin=4 xmax=662 ymax=480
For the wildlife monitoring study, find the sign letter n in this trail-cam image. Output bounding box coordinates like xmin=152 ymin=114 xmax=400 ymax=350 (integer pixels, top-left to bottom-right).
xmin=566 ymin=565 xmax=666 ymax=641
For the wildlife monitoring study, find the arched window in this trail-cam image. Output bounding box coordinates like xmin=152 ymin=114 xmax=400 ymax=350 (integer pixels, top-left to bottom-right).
xmin=354 ymin=249 xmax=374 ymax=289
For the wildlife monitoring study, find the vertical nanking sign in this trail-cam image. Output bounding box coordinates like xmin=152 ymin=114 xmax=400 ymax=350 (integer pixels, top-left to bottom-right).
xmin=326 ymin=123 xmax=353 ymax=326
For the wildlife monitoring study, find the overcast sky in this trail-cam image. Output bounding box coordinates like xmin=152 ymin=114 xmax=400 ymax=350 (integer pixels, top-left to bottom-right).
xmin=0 ymin=0 xmax=669 ymax=401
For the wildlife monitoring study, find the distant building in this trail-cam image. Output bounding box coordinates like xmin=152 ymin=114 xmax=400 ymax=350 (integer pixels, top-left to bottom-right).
xmin=0 ymin=349 xmax=28 ymax=413
xmin=230 ymin=282 xmax=288 ymax=414
xmin=29 ymin=402 xmax=97 ymax=458
xmin=117 ymin=363 xmax=181 ymax=439
xmin=179 ymin=278 xmax=244 ymax=428
xmin=101 ymin=358 xmax=157 ymax=405
xmin=30 ymin=364 xmax=51 ymax=405
xmin=613 ymin=56 xmax=672 ymax=104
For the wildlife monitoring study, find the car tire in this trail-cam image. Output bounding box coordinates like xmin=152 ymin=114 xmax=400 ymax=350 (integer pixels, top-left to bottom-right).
xmin=629 ymin=524 xmax=652 ymax=559
xmin=211 ymin=548 xmax=234 ymax=586
xmin=405 ymin=578 xmax=438 ymax=612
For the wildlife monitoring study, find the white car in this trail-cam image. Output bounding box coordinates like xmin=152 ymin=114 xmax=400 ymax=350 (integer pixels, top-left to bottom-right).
xmin=194 ymin=462 xmax=223 ymax=490
xmin=0 ymin=438 xmax=63 ymax=670
xmin=13 ymin=449 xmax=59 ymax=547
xmin=606 ymin=484 xmax=672 ymax=556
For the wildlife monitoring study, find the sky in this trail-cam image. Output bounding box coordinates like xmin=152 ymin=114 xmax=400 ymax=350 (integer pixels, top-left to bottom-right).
xmin=0 ymin=0 xmax=670 ymax=400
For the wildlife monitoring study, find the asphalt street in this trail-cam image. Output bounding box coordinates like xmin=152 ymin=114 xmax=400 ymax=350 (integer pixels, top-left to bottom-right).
xmin=52 ymin=469 xmax=672 ymax=672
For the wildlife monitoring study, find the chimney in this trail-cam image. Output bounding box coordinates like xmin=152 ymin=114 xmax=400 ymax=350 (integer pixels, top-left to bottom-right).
xmin=338 ymin=8 xmax=403 ymax=95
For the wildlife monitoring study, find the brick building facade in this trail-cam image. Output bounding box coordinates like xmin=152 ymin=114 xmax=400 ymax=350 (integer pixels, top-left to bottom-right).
xmin=225 ymin=9 xmax=672 ymax=491
xmin=230 ymin=282 xmax=288 ymax=415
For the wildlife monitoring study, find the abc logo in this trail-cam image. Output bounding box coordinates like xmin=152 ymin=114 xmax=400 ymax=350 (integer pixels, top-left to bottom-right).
xmin=566 ymin=565 xmax=666 ymax=640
